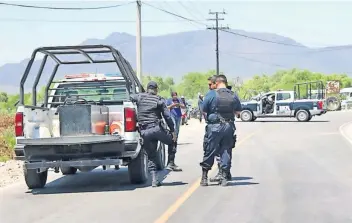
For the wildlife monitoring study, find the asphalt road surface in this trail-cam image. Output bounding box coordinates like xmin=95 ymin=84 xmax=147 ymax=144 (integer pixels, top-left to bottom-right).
xmin=1 ymin=111 xmax=352 ymax=223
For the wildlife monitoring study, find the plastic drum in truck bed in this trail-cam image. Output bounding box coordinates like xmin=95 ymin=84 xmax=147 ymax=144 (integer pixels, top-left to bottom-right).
xmin=58 ymin=104 xmax=109 ymax=136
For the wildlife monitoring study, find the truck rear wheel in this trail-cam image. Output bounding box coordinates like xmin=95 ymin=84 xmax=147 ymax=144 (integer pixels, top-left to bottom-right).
xmin=156 ymin=142 xmax=166 ymax=170
xmin=128 ymin=149 xmax=149 ymax=184
xmin=24 ymin=166 xmax=48 ymax=189
xmin=61 ymin=167 xmax=77 ymax=175
xmin=296 ymin=110 xmax=310 ymax=122
xmin=241 ymin=110 xmax=253 ymax=122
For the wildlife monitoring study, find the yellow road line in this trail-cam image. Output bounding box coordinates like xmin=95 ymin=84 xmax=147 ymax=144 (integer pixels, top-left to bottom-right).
xmin=153 ymin=130 xmax=259 ymax=223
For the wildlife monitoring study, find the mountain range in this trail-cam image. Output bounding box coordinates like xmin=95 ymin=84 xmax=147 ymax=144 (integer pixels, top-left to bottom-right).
xmin=1 ymin=29 xmax=352 ymax=94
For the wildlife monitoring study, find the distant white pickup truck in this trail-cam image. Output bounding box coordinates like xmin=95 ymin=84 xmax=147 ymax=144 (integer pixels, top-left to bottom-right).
xmin=14 ymin=45 xmax=166 ymax=189
xmin=240 ymin=81 xmax=327 ymax=122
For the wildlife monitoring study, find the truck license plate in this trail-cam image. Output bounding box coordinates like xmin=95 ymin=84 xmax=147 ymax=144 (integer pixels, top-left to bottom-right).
xmin=55 ymin=146 xmax=92 ymax=154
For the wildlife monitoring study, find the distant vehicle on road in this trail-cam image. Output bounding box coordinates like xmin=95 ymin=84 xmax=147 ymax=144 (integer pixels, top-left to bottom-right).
xmin=340 ymin=87 xmax=352 ymax=110
xmin=240 ymin=81 xmax=327 ymax=122
xmin=14 ymin=45 xmax=166 ymax=189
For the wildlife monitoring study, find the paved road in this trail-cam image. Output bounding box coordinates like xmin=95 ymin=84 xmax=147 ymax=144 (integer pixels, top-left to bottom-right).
xmin=1 ymin=112 xmax=352 ymax=223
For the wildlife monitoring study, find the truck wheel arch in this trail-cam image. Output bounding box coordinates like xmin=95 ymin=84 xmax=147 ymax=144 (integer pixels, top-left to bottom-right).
xmin=294 ymin=107 xmax=311 ymax=117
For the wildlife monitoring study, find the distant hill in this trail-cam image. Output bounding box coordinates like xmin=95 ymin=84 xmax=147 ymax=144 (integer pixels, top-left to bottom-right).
xmin=1 ymin=29 xmax=352 ymax=94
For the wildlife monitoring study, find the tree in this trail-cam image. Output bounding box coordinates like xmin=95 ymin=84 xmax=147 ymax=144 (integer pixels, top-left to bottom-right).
xmin=0 ymin=92 xmax=8 ymax=103
xmin=238 ymin=69 xmax=352 ymax=99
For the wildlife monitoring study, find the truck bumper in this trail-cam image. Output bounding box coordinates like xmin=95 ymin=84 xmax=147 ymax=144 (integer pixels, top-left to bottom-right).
xmin=24 ymin=159 xmax=123 ymax=169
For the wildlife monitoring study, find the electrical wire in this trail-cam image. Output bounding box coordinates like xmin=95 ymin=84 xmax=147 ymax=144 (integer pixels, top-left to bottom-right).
xmin=0 ymin=1 xmax=133 ymax=10
xmin=159 ymin=1 xmax=204 ymax=29
xmin=220 ymin=45 xmax=352 ymax=56
xmin=220 ymin=51 xmax=288 ymax=68
xmin=177 ymin=1 xmax=203 ymax=21
xmin=186 ymin=1 xmax=207 ymax=20
xmin=0 ymin=18 xmax=206 ymax=23
xmin=221 ymin=29 xmax=304 ymax=48
xmin=143 ymin=1 xmax=205 ymax=26
xmin=142 ymin=2 xmax=331 ymax=49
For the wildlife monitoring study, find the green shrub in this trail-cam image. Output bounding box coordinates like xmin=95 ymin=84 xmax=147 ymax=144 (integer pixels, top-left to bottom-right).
xmin=0 ymin=127 xmax=15 ymax=161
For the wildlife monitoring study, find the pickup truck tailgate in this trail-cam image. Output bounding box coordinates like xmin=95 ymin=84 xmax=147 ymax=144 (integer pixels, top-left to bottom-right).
xmin=18 ymin=135 xmax=125 ymax=161
xmin=18 ymin=135 xmax=123 ymax=146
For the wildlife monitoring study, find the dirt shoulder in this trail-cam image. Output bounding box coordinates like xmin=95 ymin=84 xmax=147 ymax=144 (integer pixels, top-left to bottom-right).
xmin=0 ymin=160 xmax=23 ymax=188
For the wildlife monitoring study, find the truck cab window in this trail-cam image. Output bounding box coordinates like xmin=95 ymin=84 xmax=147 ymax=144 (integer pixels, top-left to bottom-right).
xmin=277 ymin=93 xmax=291 ymax=101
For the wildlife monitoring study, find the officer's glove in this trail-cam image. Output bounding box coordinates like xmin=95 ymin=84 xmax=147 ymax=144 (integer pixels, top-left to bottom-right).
xmin=171 ymin=132 xmax=177 ymax=142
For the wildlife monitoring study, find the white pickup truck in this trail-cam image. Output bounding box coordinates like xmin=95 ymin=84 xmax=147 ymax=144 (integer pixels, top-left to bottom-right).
xmin=14 ymin=45 xmax=166 ymax=189
xmin=240 ymin=81 xmax=327 ymax=122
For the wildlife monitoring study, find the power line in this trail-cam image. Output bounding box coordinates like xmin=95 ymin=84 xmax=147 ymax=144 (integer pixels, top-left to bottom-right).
xmin=177 ymin=1 xmax=202 ymax=21
xmin=0 ymin=1 xmax=133 ymax=10
xmin=142 ymin=2 xmax=205 ymax=25
xmin=220 ymin=51 xmax=288 ymax=68
xmin=142 ymin=2 xmax=312 ymax=49
xmin=0 ymin=18 xmax=206 ymax=23
xmin=160 ymin=1 xmax=202 ymax=29
xmin=186 ymin=1 xmax=207 ymax=20
xmin=220 ymin=45 xmax=352 ymax=56
xmin=207 ymin=10 xmax=229 ymax=76
xmin=221 ymin=29 xmax=304 ymax=48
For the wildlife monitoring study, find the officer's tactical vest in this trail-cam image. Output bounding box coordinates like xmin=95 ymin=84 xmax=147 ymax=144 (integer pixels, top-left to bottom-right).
xmin=137 ymin=93 xmax=162 ymax=124
xmin=215 ymin=88 xmax=235 ymax=121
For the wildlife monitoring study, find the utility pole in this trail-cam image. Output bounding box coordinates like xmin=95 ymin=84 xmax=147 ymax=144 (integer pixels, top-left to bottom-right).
xmin=136 ymin=0 xmax=142 ymax=82
xmin=207 ymin=10 xmax=229 ymax=76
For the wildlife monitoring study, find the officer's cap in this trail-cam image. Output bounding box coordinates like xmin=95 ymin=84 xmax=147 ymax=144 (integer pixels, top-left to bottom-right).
xmin=147 ymin=81 xmax=158 ymax=89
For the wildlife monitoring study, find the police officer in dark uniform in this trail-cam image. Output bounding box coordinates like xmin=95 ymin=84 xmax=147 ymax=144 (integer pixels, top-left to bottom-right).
xmin=209 ymin=83 xmax=242 ymax=183
xmin=200 ymin=74 xmax=239 ymax=187
xmin=130 ymin=81 xmax=177 ymax=187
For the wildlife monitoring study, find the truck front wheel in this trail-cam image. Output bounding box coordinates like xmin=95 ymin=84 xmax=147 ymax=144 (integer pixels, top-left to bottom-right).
xmin=128 ymin=149 xmax=149 ymax=184
xmin=24 ymin=166 xmax=48 ymax=189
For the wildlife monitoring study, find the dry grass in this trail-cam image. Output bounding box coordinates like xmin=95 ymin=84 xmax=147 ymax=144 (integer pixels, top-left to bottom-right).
xmin=0 ymin=113 xmax=15 ymax=161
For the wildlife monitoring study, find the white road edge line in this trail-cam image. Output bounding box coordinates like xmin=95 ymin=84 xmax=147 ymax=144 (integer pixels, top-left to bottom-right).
xmin=339 ymin=121 xmax=352 ymax=146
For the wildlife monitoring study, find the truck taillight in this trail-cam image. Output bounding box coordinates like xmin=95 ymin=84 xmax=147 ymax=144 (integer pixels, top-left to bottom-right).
xmin=124 ymin=107 xmax=137 ymax=132
xmin=15 ymin=112 xmax=24 ymax=137
xmin=317 ymin=101 xmax=323 ymax=109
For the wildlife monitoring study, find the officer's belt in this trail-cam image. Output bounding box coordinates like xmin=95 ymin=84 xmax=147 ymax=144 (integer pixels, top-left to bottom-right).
xmin=207 ymin=118 xmax=234 ymax=124
xmin=139 ymin=121 xmax=160 ymax=130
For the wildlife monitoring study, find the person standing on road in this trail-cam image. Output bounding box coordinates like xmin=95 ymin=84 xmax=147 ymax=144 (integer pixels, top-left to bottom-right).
xmin=165 ymin=92 xmax=184 ymax=171
xmin=209 ymin=81 xmax=242 ymax=183
xmin=198 ymin=93 xmax=206 ymax=122
xmin=200 ymin=74 xmax=238 ymax=187
xmin=180 ymin=96 xmax=189 ymax=125
xmin=130 ymin=81 xmax=177 ymax=187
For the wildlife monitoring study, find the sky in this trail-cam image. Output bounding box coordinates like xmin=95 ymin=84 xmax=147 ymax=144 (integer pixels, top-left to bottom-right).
xmin=0 ymin=0 xmax=351 ymax=66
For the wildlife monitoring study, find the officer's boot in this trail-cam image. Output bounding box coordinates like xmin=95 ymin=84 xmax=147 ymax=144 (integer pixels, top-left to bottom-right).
xmin=209 ymin=163 xmax=222 ymax=182
xmin=166 ymin=156 xmax=183 ymax=172
xmin=219 ymin=170 xmax=228 ymax=187
xmin=200 ymin=168 xmax=208 ymax=186
xmin=226 ymin=171 xmax=232 ymax=181
xmin=151 ymin=171 xmax=161 ymax=187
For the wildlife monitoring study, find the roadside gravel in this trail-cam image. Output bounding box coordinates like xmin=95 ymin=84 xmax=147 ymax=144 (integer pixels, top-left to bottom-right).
xmin=0 ymin=160 xmax=23 ymax=188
